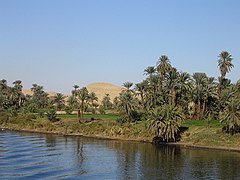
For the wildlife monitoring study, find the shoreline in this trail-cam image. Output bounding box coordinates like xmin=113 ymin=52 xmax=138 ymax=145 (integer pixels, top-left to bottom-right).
xmin=1 ymin=126 xmax=240 ymax=153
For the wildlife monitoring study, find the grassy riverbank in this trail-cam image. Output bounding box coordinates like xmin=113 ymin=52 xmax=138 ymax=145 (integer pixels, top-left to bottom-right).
xmin=1 ymin=113 xmax=240 ymax=150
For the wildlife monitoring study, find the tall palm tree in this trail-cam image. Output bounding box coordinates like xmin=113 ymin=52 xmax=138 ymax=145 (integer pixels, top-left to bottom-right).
xmin=88 ymin=92 xmax=98 ymax=113
xmin=218 ymin=51 xmax=234 ymax=93
xmin=53 ymin=93 xmax=65 ymax=111
xmin=135 ymin=80 xmax=148 ymax=110
xmin=176 ymin=72 xmax=192 ymax=111
xmin=166 ymin=67 xmax=179 ymax=106
xmin=156 ymin=55 xmax=172 ymax=78
xmin=192 ymin=73 xmax=208 ymax=120
xmin=78 ymin=87 xmax=89 ymax=122
xmin=72 ymin=85 xmax=79 ymax=97
xmin=123 ymin=82 xmax=133 ymax=91
xmin=116 ymin=91 xmax=139 ymax=122
xmin=144 ymin=66 xmax=156 ymax=77
xmin=218 ymin=51 xmax=234 ymax=79
xmin=12 ymin=80 xmax=24 ymax=108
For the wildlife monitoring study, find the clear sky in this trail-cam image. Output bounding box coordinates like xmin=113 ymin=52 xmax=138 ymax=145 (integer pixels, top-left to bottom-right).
xmin=0 ymin=0 xmax=239 ymax=93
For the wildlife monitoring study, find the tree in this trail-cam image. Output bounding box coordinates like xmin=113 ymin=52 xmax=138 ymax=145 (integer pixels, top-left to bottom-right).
xmin=123 ymin=82 xmax=133 ymax=91
xmin=147 ymin=104 xmax=184 ymax=142
xmin=218 ymin=51 xmax=234 ymax=79
xmin=52 ymin=93 xmax=65 ymax=111
xmin=135 ymin=80 xmax=148 ymax=110
xmin=101 ymin=93 xmax=113 ymax=110
xmin=192 ymin=73 xmax=208 ymax=120
xmin=218 ymin=51 xmax=234 ymax=92
xmin=156 ymin=55 xmax=172 ymax=78
xmin=31 ymin=84 xmax=49 ymax=109
xmin=88 ymin=92 xmax=98 ymax=114
xmin=115 ymin=91 xmax=140 ymax=122
xmin=12 ymin=80 xmax=24 ymax=108
xmin=220 ymin=99 xmax=240 ymax=135
xmin=144 ymin=66 xmax=156 ymax=77
xmin=78 ymin=87 xmax=89 ymax=122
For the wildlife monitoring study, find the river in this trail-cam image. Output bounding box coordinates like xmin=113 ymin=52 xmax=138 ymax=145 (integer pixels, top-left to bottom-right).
xmin=0 ymin=129 xmax=240 ymax=179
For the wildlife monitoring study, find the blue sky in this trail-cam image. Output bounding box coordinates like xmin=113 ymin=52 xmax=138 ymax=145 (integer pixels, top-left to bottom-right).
xmin=0 ymin=0 xmax=240 ymax=93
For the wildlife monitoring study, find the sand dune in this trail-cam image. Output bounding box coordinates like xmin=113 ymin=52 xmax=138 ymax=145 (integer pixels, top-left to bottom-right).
xmin=22 ymin=89 xmax=57 ymax=97
xmin=22 ymin=82 xmax=123 ymax=102
xmin=86 ymin=82 xmax=123 ymax=102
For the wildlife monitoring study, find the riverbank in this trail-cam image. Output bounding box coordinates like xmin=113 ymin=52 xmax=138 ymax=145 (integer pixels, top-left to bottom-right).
xmin=1 ymin=115 xmax=240 ymax=152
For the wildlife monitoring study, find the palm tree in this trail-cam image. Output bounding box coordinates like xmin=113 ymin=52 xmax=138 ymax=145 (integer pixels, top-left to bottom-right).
xmin=176 ymin=72 xmax=192 ymax=111
xmin=88 ymin=92 xmax=98 ymax=113
xmin=123 ymin=82 xmax=133 ymax=91
xmin=135 ymin=80 xmax=148 ymax=110
xmin=53 ymin=93 xmax=65 ymax=111
xmin=192 ymin=73 xmax=208 ymax=120
xmin=116 ymin=91 xmax=140 ymax=122
xmin=156 ymin=55 xmax=172 ymax=78
xmin=101 ymin=93 xmax=112 ymax=110
xmin=144 ymin=66 xmax=156 ymax=77
xmin=78 ymin=87 xmax=89 ymax=122
xmin=220 ymin=99 xmax=240 ymax=135
xmin=147 ymin=104 xmax=184 ymax=142
xmin=166 ymin=67 xmax=179 ymax=106
xmin=218 ymin=51 xmax=234 ymax=93
xmin=12 ymin=80 xmax=24 ymax=108
xmin=72 ymin=85 xmax=79 ymax=97
xmin=218 ymin=51 xmax=234 ymax=79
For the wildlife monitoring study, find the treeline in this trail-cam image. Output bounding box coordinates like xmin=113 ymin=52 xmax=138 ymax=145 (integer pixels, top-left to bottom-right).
xmin=1 ymin=51 xmax=240 ymax=141
xmin=114 ymin=51 xmax=240 ymax=141
xmin=0 ymin=82 xmax=114 ymax=121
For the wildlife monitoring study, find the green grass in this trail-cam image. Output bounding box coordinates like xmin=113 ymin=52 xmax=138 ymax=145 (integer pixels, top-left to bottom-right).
xmin=57 ymin=113 xmax=119 ymax=121
xmin=183 ymin=119 xmax=222 ymax=128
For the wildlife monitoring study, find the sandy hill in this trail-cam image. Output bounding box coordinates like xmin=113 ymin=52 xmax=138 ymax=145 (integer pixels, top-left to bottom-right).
xmin=22 ymin=89 xmax=58 ymax=97
xmin=22 ymin=82 xmax=123 ymax=102
xmin=86 ymin=82 xmax=123 ymax=102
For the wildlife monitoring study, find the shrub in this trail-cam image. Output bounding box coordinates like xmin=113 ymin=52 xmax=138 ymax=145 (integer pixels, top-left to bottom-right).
xmin=0 ymin=111 xmax=9 ymax=124
xmin=46 ymin=109 xmax=59 ymax=122
xmin=64 ymin=106 xmax=73 ymax=115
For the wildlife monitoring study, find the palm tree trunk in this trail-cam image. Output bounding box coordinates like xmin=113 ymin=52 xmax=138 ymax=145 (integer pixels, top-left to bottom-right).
xmin=77 ymin=108 xmax=81 ymax=123
xmin=197 ymin=100 xmax=201 ymax=120
xmin=201 ymin=98 xmax=207 ymax=119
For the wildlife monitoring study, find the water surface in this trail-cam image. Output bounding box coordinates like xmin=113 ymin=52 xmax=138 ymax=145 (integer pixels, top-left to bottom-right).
xmin=0 ymin=130 xmax=240 ymax=179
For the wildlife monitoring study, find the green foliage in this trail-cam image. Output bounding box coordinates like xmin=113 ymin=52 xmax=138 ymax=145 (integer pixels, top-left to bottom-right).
xmin=98 ymin=105 xmax=106 ymax=115
xmin=220 ymin=99 xmax=240 ymax=135
xmin=46 ymin=109 xmax=59 ymax=122
xmin=0 ymin=110 xmax=9 ymax=124
xmin=147 ymin=104 xmax=184 ymax=142
xmin=64 ymin=106 xmax=73 ymax=115
xmin=101 ymin=94 xmax=113 ymax=110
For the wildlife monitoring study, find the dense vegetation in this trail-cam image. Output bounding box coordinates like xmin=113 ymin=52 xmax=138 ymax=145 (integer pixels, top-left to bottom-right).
xmin=0 ymin=51 xmax=239 ymax=143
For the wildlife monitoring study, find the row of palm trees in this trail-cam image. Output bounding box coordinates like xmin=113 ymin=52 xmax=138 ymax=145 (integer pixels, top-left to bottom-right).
xmin=113 ymin=51 xmax=239 ymax=141
xmin=0 ymin=80 xmax=111 ymax=119
xmin=1 ymin=51 xmax=239 ymax=141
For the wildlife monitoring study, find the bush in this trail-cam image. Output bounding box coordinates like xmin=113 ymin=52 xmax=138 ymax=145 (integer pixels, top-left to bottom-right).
xmin=0 ymin=111 xmax=9 ymax=124
xmin=46 ymin=109 xmax=59 ymax=122
xmin=64 ymin=106 xmax=73 ymax=115
xmin=25 ymin=114 xmax=37 ymax=121
xmin=98 ymin=105 xmax=106 ymax=115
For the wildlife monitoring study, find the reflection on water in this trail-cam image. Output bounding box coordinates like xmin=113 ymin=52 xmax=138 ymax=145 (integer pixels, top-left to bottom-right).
xmin=0 ymin=130 xmax=240 ymax=179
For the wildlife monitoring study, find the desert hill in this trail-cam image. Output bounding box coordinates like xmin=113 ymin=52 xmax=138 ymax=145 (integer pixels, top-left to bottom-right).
xmin=86 ymin=82 xmax=123 ymax=102
xmin=22 ymin=82 xmax=123 ymax=102
xmin=22 ymin=89 xmax=57 ymax=97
